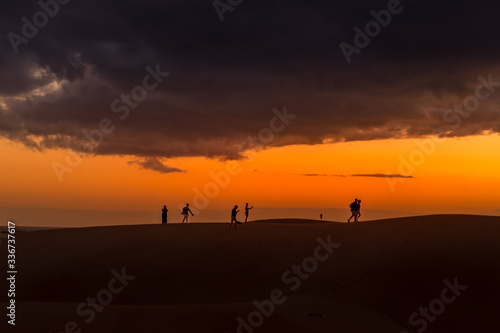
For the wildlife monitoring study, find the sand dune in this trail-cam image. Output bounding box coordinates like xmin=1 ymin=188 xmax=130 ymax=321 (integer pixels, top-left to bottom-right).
xmin=3 ymin=215 xmax=500 ymax=332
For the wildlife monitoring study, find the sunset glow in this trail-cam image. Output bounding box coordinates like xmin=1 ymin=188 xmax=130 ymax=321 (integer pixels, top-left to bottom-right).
xmin=2 ymin=133 xmax=499 ymax=226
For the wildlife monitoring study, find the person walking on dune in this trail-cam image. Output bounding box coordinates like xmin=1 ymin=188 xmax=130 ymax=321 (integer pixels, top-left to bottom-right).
xmin=348 ymin=198 xmax=358 ymax=223
xmin=229 ymin=205 xmax=240 ymax=229
xmin=244 ymin=203 xmax=253 ymax=223
xmin=161 ymin=205 xmax=168 ymax=226
xmin=181 ymin=203 xmax=194 ymax=224
xmin=355 ymin=199 xmax=362 ymax=222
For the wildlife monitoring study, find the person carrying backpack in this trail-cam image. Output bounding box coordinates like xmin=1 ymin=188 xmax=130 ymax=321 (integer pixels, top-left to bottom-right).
xmin=348 ymin=198 xmax=358 ymax=223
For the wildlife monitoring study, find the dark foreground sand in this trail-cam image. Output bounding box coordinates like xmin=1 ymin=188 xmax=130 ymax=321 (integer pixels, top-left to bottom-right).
xmin=2 ymin=215 xmax=500 ymax=332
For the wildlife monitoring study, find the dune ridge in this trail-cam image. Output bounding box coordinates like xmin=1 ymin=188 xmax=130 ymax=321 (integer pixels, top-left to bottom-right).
xmin=3 ymin=214 xmax=499 ymax=332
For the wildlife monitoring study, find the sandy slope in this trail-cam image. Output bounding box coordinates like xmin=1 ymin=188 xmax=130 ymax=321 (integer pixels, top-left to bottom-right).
xmin=2 ymin=215 xmax=499 ymax=332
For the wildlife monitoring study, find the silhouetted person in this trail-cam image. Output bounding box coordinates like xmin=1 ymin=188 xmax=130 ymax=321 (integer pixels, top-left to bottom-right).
xmin=348 ymin=198 xmax=358 ymax=223
xmin=320 ymin=213 xmax=323 ymax=220
xmin=244 ymin=203 xmax=253 ymax=223
xmin=229 ymin=205 xmax=240 ymax=229
xmin=161 ymin=205 xmax=168 ymax=226
xmin=181 ymin=203 xmax=194 ymax=224
xmin=355 ymin=199 xmax=362 ymax=222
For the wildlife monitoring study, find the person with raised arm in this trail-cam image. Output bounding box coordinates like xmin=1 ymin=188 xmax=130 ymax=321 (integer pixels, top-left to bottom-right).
xmin=244 ymin=203 xmax=254 ymax=223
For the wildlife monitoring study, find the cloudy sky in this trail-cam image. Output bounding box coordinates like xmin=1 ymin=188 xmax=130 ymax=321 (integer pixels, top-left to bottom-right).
xmin=1 ymin=0 xmax=499 ymax=225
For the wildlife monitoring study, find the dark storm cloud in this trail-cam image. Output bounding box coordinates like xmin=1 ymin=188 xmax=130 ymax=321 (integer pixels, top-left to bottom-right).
xmin=1 ymin=0 xmax=499 ymax=165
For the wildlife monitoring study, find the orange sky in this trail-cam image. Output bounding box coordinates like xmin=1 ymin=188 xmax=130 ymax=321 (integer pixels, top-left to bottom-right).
xmin=1 ymin=134 xmax=499 ymax=226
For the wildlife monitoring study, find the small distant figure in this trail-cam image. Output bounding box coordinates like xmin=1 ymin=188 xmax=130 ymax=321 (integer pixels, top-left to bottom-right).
xmin=320 ymin=213 xmax=323 ymax=220
xmin=348 ymin=198 xmax=358 ymax=223
xmin=229 ymin=205 xmax=240 ymax=229
xmin=244 ymin=203 xmax=254 ymax=223
xmin=356 ymin=199 xmax=362 ymax=222
xmin=161 ymin=205 xmax=168 ymax=226
xmin=181 ymin=203 xmax=194 ymax=224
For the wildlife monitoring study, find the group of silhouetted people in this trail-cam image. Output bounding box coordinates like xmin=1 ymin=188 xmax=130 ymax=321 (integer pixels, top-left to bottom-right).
xmin=348 ymin=198 xmax=362 ymax=223
xmin=161 ymin=199 xmax=362 ymax=225
xmin=229 ymin=203 xmax=253 ymax=229
xmin=161 ymin=203 xmax=194 ymax=226
xmin=160 ymin=202 xmax=254 ymax=227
